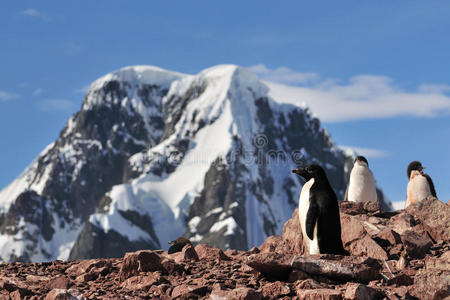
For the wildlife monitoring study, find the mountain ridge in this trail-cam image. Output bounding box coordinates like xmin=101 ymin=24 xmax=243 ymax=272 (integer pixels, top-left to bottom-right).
xmin=0 ymin=64 xmax=389 ymax=262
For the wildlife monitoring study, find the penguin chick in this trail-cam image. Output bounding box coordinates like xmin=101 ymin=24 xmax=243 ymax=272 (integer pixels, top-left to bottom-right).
xmin=406 ymin=161 xmax=436 ymax=208
xmin=344 ymin=156 xmax=377 ymax=203
xmin=406 ymin=161 xmax=437 ymax=197
xmin=292 ymin=164 xmax=347 ymax=255
xmin=168 ymin=237 xmax=192 ymax=254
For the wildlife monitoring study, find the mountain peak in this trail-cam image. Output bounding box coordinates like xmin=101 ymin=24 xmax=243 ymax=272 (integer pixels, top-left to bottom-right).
xmin=89 ymin=65 xmax=187 ymax=93
xmin=0 ymin=64 xmax=389 ymax=262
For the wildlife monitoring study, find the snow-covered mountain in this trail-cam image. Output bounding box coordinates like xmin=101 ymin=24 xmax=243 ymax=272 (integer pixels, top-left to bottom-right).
xmin=0 ymin=65 xmax=390 ymax=262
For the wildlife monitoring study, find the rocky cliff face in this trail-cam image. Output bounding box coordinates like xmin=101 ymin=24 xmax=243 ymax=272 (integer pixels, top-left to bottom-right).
xmin=0 ymin=64 xmax=390 ymax=262
xmin=0 ymin=197 xmax=447 ymax=299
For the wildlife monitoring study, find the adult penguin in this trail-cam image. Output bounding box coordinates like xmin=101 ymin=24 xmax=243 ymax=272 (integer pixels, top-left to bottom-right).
xmin=292 ymin=164 xmax=347 ymax=255
xmin=344 ymin=156 xmax=378 ymax=203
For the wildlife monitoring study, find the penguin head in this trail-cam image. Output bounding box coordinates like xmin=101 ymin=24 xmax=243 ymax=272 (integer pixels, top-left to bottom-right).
xmin=407 ymin=161 xmax=424 ymax=178
xmin=354 ymin=156 xmax=369 ymax=167
xmin=292 ymin=164 xmax=327 ymax=181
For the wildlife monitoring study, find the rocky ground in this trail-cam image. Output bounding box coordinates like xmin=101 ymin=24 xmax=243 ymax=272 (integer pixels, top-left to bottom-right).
xmin=0 ymin=197 xmax=448 ymax=300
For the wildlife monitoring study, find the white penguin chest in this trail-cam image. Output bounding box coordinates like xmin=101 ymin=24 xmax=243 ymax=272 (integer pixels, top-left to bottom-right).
xmin=407 ymin=175 xmax=431 ymax=205
xmin=348 ymin=166 xmax=377 ymax=202
xmin=298 ymin=178 xmax=320 ymax=255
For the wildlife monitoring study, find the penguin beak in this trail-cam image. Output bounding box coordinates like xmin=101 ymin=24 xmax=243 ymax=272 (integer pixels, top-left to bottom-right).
xmin=292 ymin=167 xmax=306 ymax=175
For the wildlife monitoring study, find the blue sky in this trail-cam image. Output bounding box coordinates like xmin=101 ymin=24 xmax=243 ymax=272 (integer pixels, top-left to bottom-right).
xmin=0 ymin=1 xmax=449 ymax=206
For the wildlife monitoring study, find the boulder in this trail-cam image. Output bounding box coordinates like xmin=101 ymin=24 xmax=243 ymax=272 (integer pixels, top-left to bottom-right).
xmin=119 ymin=250 xmax=163 ymax=281
xmin=344 ymin=283 xmax=384 ymax=300
xmin=400 ymin=230 xmax=432 ymax=259
xmin=406 ymin=197 xmax=450 ymax=242
xmin=194 ymin=244 xmax=230 ymax=261
xmin=260 ymin=208 xmax=304 ymax=255
xmin=246 ymin=253 xmax=382 ymax=284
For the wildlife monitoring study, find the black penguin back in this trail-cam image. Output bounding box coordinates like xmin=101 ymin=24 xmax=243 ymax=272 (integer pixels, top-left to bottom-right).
xmin=309 ymin=166 xmax=347 ymax=255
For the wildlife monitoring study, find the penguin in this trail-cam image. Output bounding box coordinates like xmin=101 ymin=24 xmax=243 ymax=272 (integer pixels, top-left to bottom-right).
xmin=168 ymin=237 xmax=192 ymax=254
xmin=344 ymin=156 xmax=378 ymax=203
xmin=406 ymin=161 xmax=437 ymax=208
xmin=292 ymin=164 xmax=347 ymax=255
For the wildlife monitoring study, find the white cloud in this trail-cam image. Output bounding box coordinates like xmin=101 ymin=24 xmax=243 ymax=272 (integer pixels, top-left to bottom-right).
xmin=20 ymin=9 xmax=41 ymax=17
xmin=248 ymin=64 xmax=319 ymax=85
xmin=0 ymin=91 xmax=20 ymax=102
xmin=32 ymin=88 xmax=44 ymax=96
xmin=20 ymin=9 xmax=49 ymax=21
xmin=38 ymin=99 xmax=74 ymax=111
xmin=339 ymin=145 xmax=390 ymax=159
xmin=418 ymin=83 xmax=450 ymax=94
xmin=251 ymin=64 xmax=450 ymax=122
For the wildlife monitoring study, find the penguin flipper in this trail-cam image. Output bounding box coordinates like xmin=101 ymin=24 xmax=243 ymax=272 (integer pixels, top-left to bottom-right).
xmin=423 ymin=173 xmax=437 ymax=197
xmin=306 ymin=197 xmax=319 ymax=241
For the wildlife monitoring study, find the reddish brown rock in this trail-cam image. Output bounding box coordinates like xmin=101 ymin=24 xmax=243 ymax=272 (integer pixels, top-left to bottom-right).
xmin=296 ymin=288 xmax=343 ymax=300
xmin=406 ymin=197 xmax=450 ymax=242
xmin=75 ymin=272 xmax=98 ymax=284
xmin=340 ymin=214 xmax=367 ymax=246
xmin=400 ymin=230 xmax=432 ymax=259
xmin=413 ymin=251 xmax=450 ymax=300
xmin=288 ymin=269 xmax=310 ymax=282
xmin=0 ymin=195 xmax=448 ymax=299
xmin=259 ymin=235 xmax=282 ymax=253
xmin=160 ymin=257 xmax=184 ymax=274
xmin=261 ymin=281 xmax=291 ymax=298
xmin=388 ymin=213 xmax=415 ymax=235
xmin=194 ymin=244 xmax=230 ymax=261
xmin=339 ymin=201 xmax=380 ymax=216
xmin=344 ymin=283 xmax=384 ymax=300
xmin=119 ymin=250 xmax=163 ymax=281
xmin=386 ymin=273 xmax=414 ymax=286
xmin=46 ymin=276 xmax=72 ymax=290
xmin=373 ymin=228 xmax=402 ymax=248
xmin=171 ymin=284 xmax=208 ymax=298
xmin=44 ymin=289 xmax=81 ymax=300
xmin=65 ymin=259 xmax=111 ymax=277
xmin=208 ymin=287 xmax=262 ymax=300
xmin=0 ymin=277 xmax=33 ymax=297
xmin=261 ymin=208 xmax=305 ymax=255
xmin=246 ymin=252 xmax=382 ymax=284
xmin=120 ymin=274 xmax=165 ymax=291
xmin=182 ymin=244 xmax=199 ymax=261
xmin=346 ymin=235 xmax=388 ymax=260
xmin=245 ymin=252 xmax=293 ymax=277
xmin=9 ymin=290 xmax=22 ymax=300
